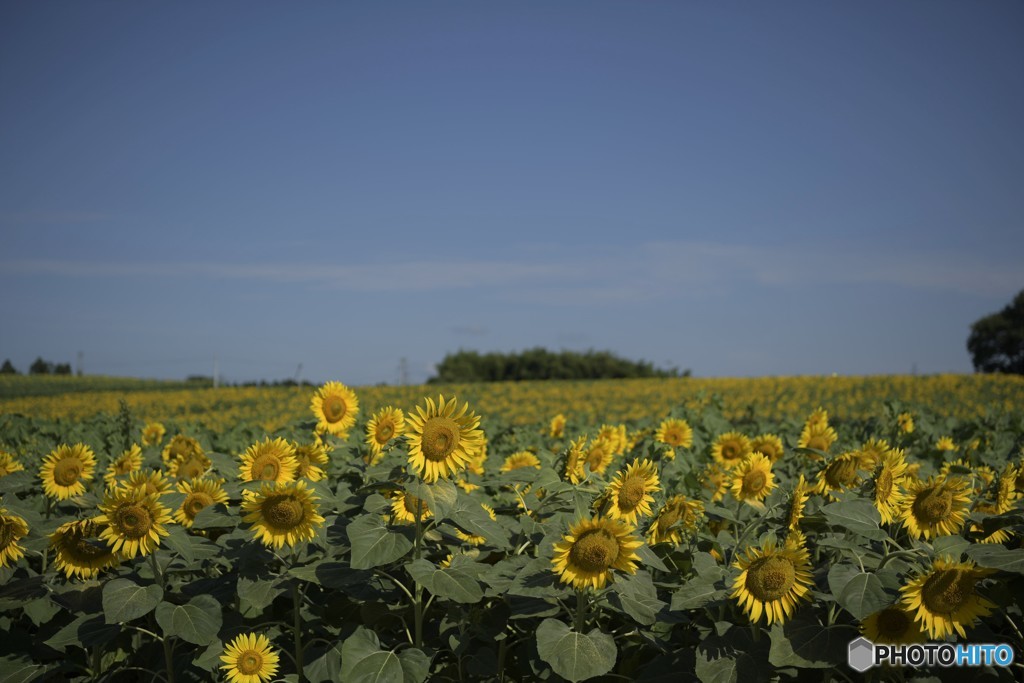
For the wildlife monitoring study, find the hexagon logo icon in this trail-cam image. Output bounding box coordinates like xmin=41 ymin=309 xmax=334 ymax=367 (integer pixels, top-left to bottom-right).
xmin=848 ymin=637 xmax=875 ymax=672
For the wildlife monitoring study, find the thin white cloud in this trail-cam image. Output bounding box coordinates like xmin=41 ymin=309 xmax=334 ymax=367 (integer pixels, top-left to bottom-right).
xmin=2 ymin=241 xmax=1020 ymax=300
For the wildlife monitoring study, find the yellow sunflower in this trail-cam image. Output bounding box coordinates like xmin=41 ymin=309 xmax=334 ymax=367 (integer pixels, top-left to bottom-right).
xmin=455 ymin=503 xmax=496 ymax=546
xmin=220 ymin=632 xmax=279 ymax=683
xmin=857 ymin=438 xmax=891 ymax=470
xmin=242 ymin=480 xmax=325 ymax=549
xmin=996 ymin=464 xmax=1019 ymax=513
xmin=161 ymin=434 xmax=203 ymax=465
xmin=901 ymin=557 xmax=994 ymax=639
xmin=750 ymin=434 xmax=784 ymax=463
xmin=655 ymin=418 xmax=693 ymax=450
xmin=605 ymin=459 xmax=660 ymax=525
xmin=551 ymin=516 xmax=642 ymax=591
xmin=390 ymin=490 xmax=432 ymax=525
xmin=645 ymin=494 xmax=703 ymax=546
xmin=365 ymin=406 xmax=405 ymax=462
xmin=405 ymin=395 xmax=484 ymax=483
xmin=95 ymin=487 xmax=173 ymax=558
xmin=103 ymin=444 xmax=143 ymax=488
xmin=797 ymin=422 xmax=837 ymax=458
xmin=123 ymin=469 xmax=174 ymax=497
xmin=40 ymin=443 xmax=97 ymax=500
xmin=935 ymin=436 xmax=958 ymax=452
xmin=0 ymin=450 xmax=25 ymax=478
xmin=141 ymin=422 xmax=166 ymax=447
xmin=806 ymin=407 xmax=829 ymax=429
xmin=467 ymin=436 xmax=488 ymax=476
xmin=49 ymin=519 xmax=119 ymax=580
xmin=815 ymin=451 xmax=866 ymax=500
xmin=971 ymin=501 xmax=1012 ymax=544
xmin=860 ymin=605 xmax=927 ymax=644
xmin=293 ymin=442 xmax=328 ymax=481
xmin=167 ymin=451 xmax=212 ymax=481
xmin=598 ymin=424 xmax=628 ymax=456
xmin=549 ymin=413 xmax=566 ymax=439
xmin=584 ymin=438 xmax=615 ymax=476
xmin=711 ymin=432 xmax=752 ymax=470
xmin=500 ymin=451 xmax=542 ymax=472
xmin=0 ymin=505 xmax=29 ymax=568
xmin=731 ymin=539 xmax=813 ymax=626
xmin=873 ymin=449 xmax=908 ymax=525
xmin=786 ymin=475 xmax=811 ymax=531
xmin=900 ymin=476 xmax=972 ymax=540
xmin=897 ymin=412 xmax=915 ymax=434
xmin=238 ymin=438 xmax=298 ymax=484
xmin=563 ymin=436 xmax=587 ymax=484
xmin=174 ymin=477 xmax=229 ymax=528
xmin=310 ymin=381 xmax=359 ymax=436
xmin=701 ymin=464 xmax=730 ymax=502
xmin=730 ymin=452 xmax=775 ymax=507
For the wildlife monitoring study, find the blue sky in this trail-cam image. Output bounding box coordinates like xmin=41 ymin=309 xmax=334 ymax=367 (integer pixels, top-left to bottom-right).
xmin=1 ymin=1 xmax=1022 ymax=385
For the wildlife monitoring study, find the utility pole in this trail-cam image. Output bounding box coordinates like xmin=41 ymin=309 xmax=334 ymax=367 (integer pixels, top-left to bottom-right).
xmin=399 ymin=357 xmax=409 ymax=385
xmin=76 ymin=351 xmax=83 ymax=377
xmin=294 ymin=363 xmax=303 ymax=382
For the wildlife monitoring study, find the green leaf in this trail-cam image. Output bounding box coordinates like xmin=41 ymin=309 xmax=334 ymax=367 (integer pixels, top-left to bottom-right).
xmin=692 ymin=552 xmax=727 ymax=582
xmin=836 ymin=573 xmax=890 ymax=620
xmin=192 ymin=639 xmax=224 ymax=672
xmin=821 ymin=500 xmax=882 ymax=536
xmin=636 ymin=544 xmax=669 ymax=572
xmin=405 ymin=479 xmax=458 ymax=521
xmin=0 ymin=657 xmax=48 ymax=683
xmin=535 ymin=618 xmax=616 ymax=682
xmin=155 ymin=595 xmax=222 ymax=645
xmin=162 ymin=525 xmax=195 ymax=564
xmin=340 ymin=627 xmax=404 ymax=683
xmin=407 ymin=559 xmax=484 ymax=604
xmin=611 ymin=571 xmax=665 ymax=625
xmin=826 ymin=563 xmax=860 ymax=598
xmin=238 ymin=577 xmax=284 ymax=617
xmin=305 ymin=643 xmax=343 ymax=683
xmin=694 ymin=653 xmax=737 ymax=683
xmin=102 ymin=579 xmax=163 ymax=624
xmin=397 ymin=648 xmax=430 ymax=683
xmin=347 ymin=514 xmax=414 ymax=570
xmin=965 ymin=544 xmax=1024 ymax=573
xmin=932 ymin=535 xmax=970 ymax=558
xmin=670 ymin=579 xmax=722 ymax=611
xmin=191 ymin=504 xmax=237 ymax=530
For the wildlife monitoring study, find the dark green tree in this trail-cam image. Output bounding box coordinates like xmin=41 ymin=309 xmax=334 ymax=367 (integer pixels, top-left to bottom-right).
xmin=967 ymin=289 xmax=1024 ymax=374
xmin=0 ymin=359 xmax=17 ymax=374
xmin=29 ymin=357 xmax=53 ymax=375
xmin=54 ymin=362 xmax=72 ymax=375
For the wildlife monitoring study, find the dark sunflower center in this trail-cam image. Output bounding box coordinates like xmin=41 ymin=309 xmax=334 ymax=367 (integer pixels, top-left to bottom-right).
xmin=665 ymin=429 xmax=684 ymax=446
xmin=404 ymin=494 xmax=429 ymax=518
xmin=913 ymin=487 xmax=953 ymax=524
xmin=618 ymin=478 xmax=647 ymax=509
xmin=116 ymin=503 xmax=153 ymax=539
xmin=0 ymin=519 xmax=15 ymax=549
xmin=179 ymin=457 xmax=205 ymax=480
xmin=921 ymin=569 xmax=969 ymax=613
xmin=569 ymin=529 xmax=620 ymax=573
xmin=743 ymin=470 xmax=767 ymax=494
xmin=264 ymin=496 xmax=303 ymax=529
xmin=807 ymin=435 xmax=829 ymax=451
xmin=185 ymin=492 xmax=214 ymax=518
xmin=54 ymin=458 xmax=83 ymax=486
xmin=115 ymin=459 xmax=134 ymax=475
xmin=876 ymin=607 xmax=911 ymax=637
xmin=876 ymin=469 xmax=894 ymax=499
xmin=825 ymin=459 xmax=859 ymax=488
xmin=376 ymin=422 xmax=394 ymax=442
xmin=745 ymin=555 xmax=796 ymax=601
xmin=253 ymin=454 xmax=281 ymax=481
xmin=323 ymin=397 xmax=347 ymax=423
xmin=238 ymin=651 xmax=263 ymax=675
xmin=721 ymin=444 xmax=739 ymax=460
xmin=657 ymin=504 xmax=683 ymax=532
xmin=68 ymin=535 xmax=112 ymax=561
xmin=421 ymin=417 xmax=460 ymax=462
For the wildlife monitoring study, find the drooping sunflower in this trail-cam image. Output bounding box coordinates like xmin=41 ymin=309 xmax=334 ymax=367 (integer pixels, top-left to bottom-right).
xmin=563 ymin=436 xmax=587 ymax=484
xmin=897 ymin=412 xmax=915 ymax=434
xmin=815 ymin=451 xmax=866 ymax=501
xmin=365 ymin=406 xmax=405 ymax=462
xmin=161 ymin=434 xmax=203 ymax=465
xmin=95 ymin=487 xmax=173 ymax=558
xmin=404 ymin=395 xmax=484 ymax=483
xmin=901 ymin=557 xmax=994 ymax=639
xmin=935 ymin=436 xmax=958 ymax=453
xmin=971 ymin=501 xmax=1013 ymax=545
xmin=806 ymin=407 xmax=829 ymax=429
xmin=220 ymin=632 xmax=280 ymax=683
xmin=996 ymin=464 xmax=1019 ymax=513
xmin=0 ymin=505 xmax=29 ymax=568
xmin=500 ymin=451 xmax=542 ymax=473
xmin=293 ymin=442 xmax=328 ymax=481
xmin=605 ymin=459 xmax=660 ymax=525
xmin=711 ymin=432 xmax=752 ymax=470
xmin=730 ymin=452 xmax=775 ymax=507
xmin=390 ymin=490 xmax=432 ymax=525
xmin=731 ymin=539 xmax=813 ymax=626
xmin=103 ymin=444 xmax=143 ymax=488
xmin=701 ymin=464 xmax=730 ymax=502
xmin=598 ymin=425 xmax=628 ymax=456
xmin=123 ymin=469 xmax=174 ymax=497
xmin=242 ymin=480 xmax=325 ymax=549
xmin=238 ymin=438 xmax=298 ymax=484
xmin=549 ymin=413 xmax=566 ymax=439
xmin=0 ymin=450 xmax=25 ymax=478
xmin=646 ymin=494 xmax=704 ymax=546
xmin=750 ymin=434 xmax=784 ymax=463
xmin=900 ymin=476 xmax=972 ymax=540
xmin=174 ymin=477 xmax=229 ymax=528
xmin=40 ymin=443 xmax=97 ymax=500
xmin=857 ymin=438 xmax=891 ymax=471
xmin=797 ymin=422 xmax=837 ymax=459
xmin=584 ymin=438 xmax=615 ymax=476
xmin=455 ymin=503 xmax=496 ymax=546
xmin=786 ymin=475 xmax=812 ymax=531
xmin=551 ymin=516 xmax=642 ymax=591
xmin=873 ymin=449 xmax=909 ymax=525
xmin=655 ymin=418 xmax=693 ymax=450
xmin=141 ymin=422 xmax=166 ymax=447
xmin=49 ymin=519 xmax=119 ymax=580
xmin=167 ymin=450 xmax=212 ymax=481
xmin=861 ymin=605 xmax=927 ymax=644
xmin=310 ymin=381 xmax=359 ymax=436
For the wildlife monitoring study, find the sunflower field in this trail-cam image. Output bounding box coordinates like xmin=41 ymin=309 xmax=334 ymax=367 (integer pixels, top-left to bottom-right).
xmin=2 ymin=376 xmax=1024 ymax=682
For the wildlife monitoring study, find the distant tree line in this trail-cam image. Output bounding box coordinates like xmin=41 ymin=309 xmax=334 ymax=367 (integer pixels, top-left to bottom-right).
xmin=427 ymin=348 xmax=690 ymax=383
xmin=1 ymin=358 xmax=73 ymax=375
xmin=968 ymin=288 xmax=1024 ymax=374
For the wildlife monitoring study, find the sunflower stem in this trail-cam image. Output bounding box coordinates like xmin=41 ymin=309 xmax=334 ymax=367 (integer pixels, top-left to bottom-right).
xmin=149 ymin=552 xmax=165 ymax=591
xmin=161 ymin=636 xmax=175 ymax=683
xmin=292 ymin=581 xmax=304 ymax=681
xmin=574 ymin=590 xmax=588 ymax=632
xmin=413 ymin=501 xmax=425 ymax=649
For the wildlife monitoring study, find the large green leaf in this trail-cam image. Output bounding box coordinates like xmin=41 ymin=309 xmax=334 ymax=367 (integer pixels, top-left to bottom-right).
xmin=340 ymin=628 xmax=404 ymax=683
xmin=535 ymin=618 xmax=616 ymax=682
xmin=347 ymin=514 xmax=414 ymax=570
xmin=836 ymin=573 xmax=890 ymax=620
xmin=610 ymin=571 xmax=664 ymax=625
xmin=404 ymin=479 xmax=458 ymax=522
xmin=102 ymin=579 xmax=163 ymax=624
xmin=162 ymin=525 xmax=195 ymax=564
xmin=670 ymin=579 xmax=723 ymax=611
xmin=191 ymin=504 xmax=237 ymax=530
xmin=821 ymin=500 xmax=882 ymax=537
xmin=155 ymin=595 xmax=222 ymax=645
xmin=0 ymin=657 xmax=48 ymax=683
xmin=407 ymin=559 xmax=484 ymax=604
xmin=965 ymin=544 xmax=1024 ymax=573
xmin=826 ymin=563 xmax=860 ymax=598
xmin=238 ymin=577 xmax=284 ymax=617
